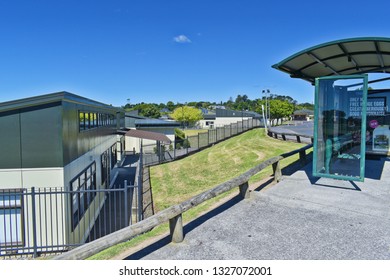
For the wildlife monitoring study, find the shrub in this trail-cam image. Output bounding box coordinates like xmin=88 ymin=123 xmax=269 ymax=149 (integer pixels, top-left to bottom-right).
xmin=183 ymin=139 xmax=191 ymax=148
xmin=175 ymin=128 xmax=186 ymax=139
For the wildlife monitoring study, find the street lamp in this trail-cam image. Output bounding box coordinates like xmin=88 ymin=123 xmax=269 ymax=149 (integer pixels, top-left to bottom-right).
xmin=262 ymin=89 xmax=270 ymax=127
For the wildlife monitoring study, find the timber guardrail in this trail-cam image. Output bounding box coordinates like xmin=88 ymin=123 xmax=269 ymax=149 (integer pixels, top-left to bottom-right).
xmin=53 ymin=143 xmax=313 ymax=260
xmin=267 ymin=128 xmax=313 ymax=144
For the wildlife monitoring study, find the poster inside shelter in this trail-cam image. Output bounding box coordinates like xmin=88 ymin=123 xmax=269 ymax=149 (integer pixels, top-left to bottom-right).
xmin=349 ymin=96 xmax=387 ymax=117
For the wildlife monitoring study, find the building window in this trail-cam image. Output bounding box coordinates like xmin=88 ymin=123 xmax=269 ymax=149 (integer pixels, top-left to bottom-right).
xmin=101 ymin=150 xmax=109 ymax=187
xmin=79 ymin=112 xmax=85 ymax=131
xmin=70 ymin=163 xmax=96 ymax=231
xmin=0 ymin=189 xmax=25 ymax=247
xmin=110 ymin=144 xmax=117 ymax=169
xmin=120 ymin=136 xmax=125 ymax=155
xmin=79 ymin=111 xmax=117 ymax=132
xmin=84 ymin=112 xmax=90 ymax=130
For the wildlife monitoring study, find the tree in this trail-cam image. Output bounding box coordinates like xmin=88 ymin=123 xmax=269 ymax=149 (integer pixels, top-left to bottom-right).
xmin=142 ymin=105 xmax=161 ymax=119
xmin=166 ymin=101 xmax=175 ymax=112
xmin=131 ymin=103 xmax=161 ymax=118
xmin=170 ymin=106 xmax=203 ymax=128
xmin=269 ymin=99 xmax=294 ymax=125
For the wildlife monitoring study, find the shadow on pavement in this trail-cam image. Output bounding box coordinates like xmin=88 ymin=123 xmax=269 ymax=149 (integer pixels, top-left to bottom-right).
xmin=123 ymin=195 xmax=243 ymax=260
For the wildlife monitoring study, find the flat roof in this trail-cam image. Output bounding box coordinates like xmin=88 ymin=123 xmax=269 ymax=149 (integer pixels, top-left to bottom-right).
xmin=272 ymin=37 xmax=390 ymax=84
xmin=125 ymin=129 xmax=171 ymax=143
xmin=0 ymin=91 xmax=120 ymax=113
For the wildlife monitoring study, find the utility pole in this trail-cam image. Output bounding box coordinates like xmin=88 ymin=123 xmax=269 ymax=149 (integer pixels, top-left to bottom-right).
xmin=262 ymin=89 xmax=270 ymax=127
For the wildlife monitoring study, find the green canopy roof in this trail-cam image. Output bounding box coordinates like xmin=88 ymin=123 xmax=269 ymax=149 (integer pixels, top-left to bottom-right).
xmin=272 ymin=37 xmax=390 ymax=84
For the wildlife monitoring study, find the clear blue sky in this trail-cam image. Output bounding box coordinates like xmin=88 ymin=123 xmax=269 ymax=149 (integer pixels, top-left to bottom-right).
xmin=1 ymin=0 xmax=390 ymax=107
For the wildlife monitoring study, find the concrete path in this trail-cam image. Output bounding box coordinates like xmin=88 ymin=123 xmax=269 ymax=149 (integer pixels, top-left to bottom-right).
xmin=124 ymin=158 xmax=390 ymax=260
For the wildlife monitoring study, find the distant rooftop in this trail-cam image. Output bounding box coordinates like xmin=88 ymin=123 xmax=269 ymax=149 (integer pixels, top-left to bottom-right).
xmin=125 ymin=112 xmax=180 ymax=128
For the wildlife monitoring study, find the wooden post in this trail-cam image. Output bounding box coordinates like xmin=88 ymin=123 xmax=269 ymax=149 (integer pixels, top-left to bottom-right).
xmin=282 ymin=134 xmax=286 ymax=141
xmin=299 ymin=150 xmax=306 ymax=166
xmin=239 ymin=182 xmax=250 ymax=199
xmin=272 ymin=161 xmax=282 ymax=182
xmin=296 ymin=135 xmax=301 ymax=143
xmin=169 ymin=214 xmax=184 ymax=243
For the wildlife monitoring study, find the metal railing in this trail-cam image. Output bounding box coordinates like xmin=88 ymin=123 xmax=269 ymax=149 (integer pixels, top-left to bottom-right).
xmin=0 ymin=183 xmax=138 ymax=259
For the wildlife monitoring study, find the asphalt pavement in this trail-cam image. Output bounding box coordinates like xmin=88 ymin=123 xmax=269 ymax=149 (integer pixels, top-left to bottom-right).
xmin=124 ymin=157 xmax=390 ymax=260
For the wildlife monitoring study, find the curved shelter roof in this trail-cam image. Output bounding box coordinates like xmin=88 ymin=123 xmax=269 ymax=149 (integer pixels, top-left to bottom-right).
xmin=272 ymin=37 xmax=390 ymax=84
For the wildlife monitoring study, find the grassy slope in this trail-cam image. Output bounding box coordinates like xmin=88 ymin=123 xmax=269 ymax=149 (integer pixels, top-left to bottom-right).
xmin=89 ymin=128 xmax=305 ymax=259
xmin=151 ymin=128 xmax=304 ymax=212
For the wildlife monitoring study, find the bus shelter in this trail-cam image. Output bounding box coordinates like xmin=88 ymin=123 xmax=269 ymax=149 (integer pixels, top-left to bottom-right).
xmin=272 ymin=37 xmax=390 ymax=181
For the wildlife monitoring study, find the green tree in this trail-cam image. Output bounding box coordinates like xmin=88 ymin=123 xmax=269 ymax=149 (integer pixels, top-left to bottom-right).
xmin=170 ymin=106 xmax=203 ymax=128
xmin=269 ymin=99 xmax=294 ymax=125
xmin=166 ymin=101 xmax=175 ymax=111
xmin=131 ymin=103 xmax=161 ymax=118
xmin=142 ymin=105 xmax=161 ymax=118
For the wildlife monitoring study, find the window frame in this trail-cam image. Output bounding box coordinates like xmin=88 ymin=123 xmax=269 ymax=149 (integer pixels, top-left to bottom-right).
xmin=0 ymin=189 xmax=25 ymax=247
xmin=69 ymin=162 xmax=97 ymax=231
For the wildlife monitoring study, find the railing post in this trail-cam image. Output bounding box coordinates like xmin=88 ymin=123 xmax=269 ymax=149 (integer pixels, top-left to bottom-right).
xmin=239 ymin=182 xmax=250 ymax=199
xmin=272 ymin=161 xmax=282 ymax=182
xmin=31 ymin=187 xmax=38 ymax=258
xmin=124 ymin=180 xmax=129 ymax=226
xmin=169 ymin=214 xmax=184 ymax=243
xmin=137 ymin=172 xmax=143 ymax=222
xmin=299 ymin=150 xmax=307 ymax=166
xmin=186 ymin=136 xmax=189 ymax=155
xmin=296 ymin=135 xmax=301 ymax=143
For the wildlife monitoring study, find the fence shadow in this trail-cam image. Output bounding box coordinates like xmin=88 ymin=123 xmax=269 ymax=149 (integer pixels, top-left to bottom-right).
xmin=123 ymin=195 xmax=242 ymax=260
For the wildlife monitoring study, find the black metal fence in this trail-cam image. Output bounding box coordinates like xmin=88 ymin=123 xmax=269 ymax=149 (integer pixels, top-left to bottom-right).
xmin=142 ymin=118 xmax=262 ymax=166
xmin=0 ymin=183 xmax=139 ymax=259
xmin=0 ymin=151 xmax=145 ymax=260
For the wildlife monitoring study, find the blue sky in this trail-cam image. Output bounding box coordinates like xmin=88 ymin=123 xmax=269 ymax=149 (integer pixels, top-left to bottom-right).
xmin=1 ymin=0 xmax=390 ymax=107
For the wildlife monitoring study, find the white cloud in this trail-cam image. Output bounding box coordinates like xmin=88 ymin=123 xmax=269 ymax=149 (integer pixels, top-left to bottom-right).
xmin=173 ymin=35 xmax=191 ymax=43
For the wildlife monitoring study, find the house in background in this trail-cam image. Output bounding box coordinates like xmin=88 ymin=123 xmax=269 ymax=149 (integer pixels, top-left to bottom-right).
xmin=125 ymin=112 xmax=180 ymax=153
xmin=293 ymin=109 xmax=314 ymax=121
xmin=0 ymin=92 xmax=125 ymax=254
xmin=198 ymin=108 xmax=262 ymax=129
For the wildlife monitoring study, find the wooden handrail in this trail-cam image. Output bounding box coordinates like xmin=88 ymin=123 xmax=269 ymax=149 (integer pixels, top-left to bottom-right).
xmin=53 ymin=143 xmax=312 ymax=260
xmin=267 ymin=128 xmax=313 ymax=144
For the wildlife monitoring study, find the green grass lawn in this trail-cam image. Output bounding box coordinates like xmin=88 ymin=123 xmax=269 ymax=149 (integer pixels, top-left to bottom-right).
xmin=89 ymin=128 xmax=306 ymax=260
xmin=151 ymin=128 xmax=305 ymax=212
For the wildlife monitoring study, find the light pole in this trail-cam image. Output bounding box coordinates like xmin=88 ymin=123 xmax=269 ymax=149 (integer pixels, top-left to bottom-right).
xmin=262 ymin=89 xmax=270 ymax=127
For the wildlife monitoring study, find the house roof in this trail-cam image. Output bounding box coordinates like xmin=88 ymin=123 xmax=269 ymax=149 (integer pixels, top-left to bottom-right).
xmin=125 ymin=113 xmax=180 ymax=128
xmin=135 ymin=118 xmax=180 ymax=127
xmin=272 ymin=37 xmax=390 ymax=84
xmin=294 ymin=109 xmax=314 ymax=115
xmin=216 ymin=108 xmax=261 ymax=119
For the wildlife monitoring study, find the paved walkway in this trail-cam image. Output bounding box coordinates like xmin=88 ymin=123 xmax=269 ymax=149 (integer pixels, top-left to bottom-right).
xmin=124 ymin=157 xmax=390 ymax=260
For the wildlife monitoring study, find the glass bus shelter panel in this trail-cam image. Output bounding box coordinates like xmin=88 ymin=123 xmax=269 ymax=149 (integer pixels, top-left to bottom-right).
xmin=313 ymin=75 xmax=367 ymax=181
